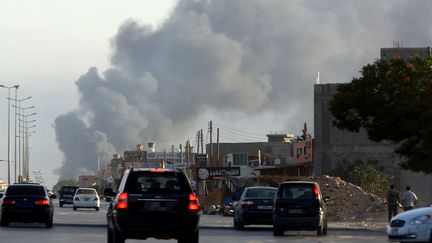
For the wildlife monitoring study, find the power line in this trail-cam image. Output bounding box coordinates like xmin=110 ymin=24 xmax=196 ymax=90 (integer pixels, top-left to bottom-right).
xmin=213 ymin=122 xmax=267 ymax=137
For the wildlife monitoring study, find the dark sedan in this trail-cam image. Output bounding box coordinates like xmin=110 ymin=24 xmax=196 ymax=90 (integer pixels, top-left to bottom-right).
xmin=233 ymin=186 xmax=277 ymax=229
xmin=0 ymin=183 xmax=54 ymax=228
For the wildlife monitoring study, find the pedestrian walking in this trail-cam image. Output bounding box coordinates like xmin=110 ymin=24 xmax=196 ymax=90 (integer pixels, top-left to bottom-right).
xmin=401 ymin=186 xmax=418 ymax=211
xmin=386 ymin=184 xmax=400 ymax=222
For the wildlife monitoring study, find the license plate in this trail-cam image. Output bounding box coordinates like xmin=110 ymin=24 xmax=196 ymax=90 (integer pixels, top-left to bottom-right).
xmin=257 ymin=205 xmax=273 ymax=210
xmin=289 ymin=209 xmax=303 ymax=213
xmin=391 ymin=228 xmax=398 ymax=234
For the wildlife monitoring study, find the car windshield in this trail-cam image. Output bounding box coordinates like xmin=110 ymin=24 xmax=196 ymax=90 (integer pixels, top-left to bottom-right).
xmin=126 ymin=171 xmax=188 ymax=194
xmin=281 ymin=184 xmax=314 ymax=200
xmin=6 ymin=186 xmax=45 ymax=196
xmin=76 ymin=189 xmax=96 ymax=195
xmin=245 ymin=188 xmax=276 ymax=198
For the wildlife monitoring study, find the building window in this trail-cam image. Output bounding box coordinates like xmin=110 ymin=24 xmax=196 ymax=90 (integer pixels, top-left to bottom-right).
xmin=233 ymin=153 xmax=247 ymax=166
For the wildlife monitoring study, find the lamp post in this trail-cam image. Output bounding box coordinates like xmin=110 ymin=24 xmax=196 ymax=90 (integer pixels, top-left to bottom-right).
xmin=0 ymin=84 xmax=19 ymax=184
xmin=12 ymin=98 xmax=33 ymax=183
xmin=16 ymin=110 xmax=36 ymax=183
xmin=20 ymin=120 xmax=36 ymax=182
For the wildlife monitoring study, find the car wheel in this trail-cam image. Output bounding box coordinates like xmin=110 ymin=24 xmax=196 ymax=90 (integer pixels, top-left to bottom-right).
xmin=45 ymin=218 xmax=53 ymax=228
xmin=96 ymin=207 xmax=100 ymax=211
xmin=111 ymin=227 xmax=125 ymax=243
xmin=273 ymin=226 xmax=284 ymax=236
xmin=323 ymin=226 xmax=328 ymax=235
xmin=73 ymin=207 xmax=77 ymax=211
xmin=107 ymin=227 xmax=113 ymax=243
xmin=0 ymin=216 xmax=9 ymax=227
xmin=317 ymin=224 xmax=324 ymax=236
xmin=59 ymin=203 xmax=63 ymax=208
xmin=178 ymin=230 xmax=199 ymax=243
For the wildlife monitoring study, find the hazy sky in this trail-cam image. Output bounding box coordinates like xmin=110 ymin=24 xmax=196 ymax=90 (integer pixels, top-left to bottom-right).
xmin=0 ymin=1 xmax=178 ymax=187
xmin=1 ymin=0 xmax=432 ymax=187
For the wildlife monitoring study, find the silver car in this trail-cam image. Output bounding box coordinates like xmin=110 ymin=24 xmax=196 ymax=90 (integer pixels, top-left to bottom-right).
xmin=387 ymin=207 xmax=432 ymax=242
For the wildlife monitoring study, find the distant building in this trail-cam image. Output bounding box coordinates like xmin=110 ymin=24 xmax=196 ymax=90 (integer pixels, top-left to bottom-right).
xmin=78 ymin=175 xmax=97 ymax=188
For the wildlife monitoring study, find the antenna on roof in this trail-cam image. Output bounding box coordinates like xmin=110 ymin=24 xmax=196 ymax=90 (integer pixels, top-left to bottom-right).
xmin=316 ymin=72 xmax=320 ymax=84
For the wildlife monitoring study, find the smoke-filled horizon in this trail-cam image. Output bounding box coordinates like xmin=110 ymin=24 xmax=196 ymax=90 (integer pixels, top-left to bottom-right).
xmin=54 ymin=0 xmax=432 ymax=179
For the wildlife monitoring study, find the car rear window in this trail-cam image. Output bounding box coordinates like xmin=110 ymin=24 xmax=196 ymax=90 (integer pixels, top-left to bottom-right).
xmin=61 ymin=187 xmax=78 ymax=193
xmin=76 ymin=189 xmax=96 ymax=195
xmin=245 ymin=188 xmax=276 ymax=198
xmin=6 ymin=185 xmax=46 ymax=196
xmin=126 ymin=171 xmax=189 ymax=194
xmin=280 ymin=184 xmax=314 ymax=200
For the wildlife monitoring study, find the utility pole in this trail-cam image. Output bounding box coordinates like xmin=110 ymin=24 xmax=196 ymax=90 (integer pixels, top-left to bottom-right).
xmin=209 ymin=120 xmax=213 ymax=166
xmin=200 ymin=129 xmax=203 ymax=154
xmin=217 ymin=128 xmax=220 ymax=166
xmin=196 ymin=131 xmax=200 ymax=153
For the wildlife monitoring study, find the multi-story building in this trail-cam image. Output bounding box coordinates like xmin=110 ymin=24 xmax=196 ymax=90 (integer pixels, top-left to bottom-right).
xmin=313 ymin=47 xmax=432 ymax=206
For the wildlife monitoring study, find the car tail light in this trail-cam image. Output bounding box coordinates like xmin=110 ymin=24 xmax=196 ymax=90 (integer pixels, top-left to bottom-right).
xmin=93 ymin=197 xmax=99 ymax=201
xmin=313 ymin=184 xmax=320 ymax=198
xmin=189 ymin=193 xmax=200 ymax=213
xmin=241 ymin=200 xmax=254 ymax=207
xmin=115 ymin=192 xmax=128 ymax=210
xmin=35 ymin=199 xmax=49 ymax=205
xmin=2 ymin=198 xmax=15 ymax=206
xmin=150 ymin=169 xmax=166 ymax=173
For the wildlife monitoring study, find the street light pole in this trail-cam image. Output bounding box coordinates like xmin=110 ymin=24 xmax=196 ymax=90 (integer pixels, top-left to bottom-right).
xmin=0 ymin=84 xmax=19 ymax=185
xmin=11 ymin=96 xmax=32 ymax=183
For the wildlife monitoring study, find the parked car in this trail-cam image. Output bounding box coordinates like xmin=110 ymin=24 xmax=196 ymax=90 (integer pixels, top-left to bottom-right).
xmin=106 ymin=168 xmax=200 ymax=243
xmin=233 ymin=186 xmax=277 ymax=229
xmin=387 ymin=207 xmax=432 ymax=242
xmin=59 ymin=186 xmax=79 ymax=207
xmin=273 ymin=181 xmax=328 ymax=236
xmin=0 ymin=183 xmax=54 ymax=228
xmin=73 ymin=188 xmax=100 ymax=211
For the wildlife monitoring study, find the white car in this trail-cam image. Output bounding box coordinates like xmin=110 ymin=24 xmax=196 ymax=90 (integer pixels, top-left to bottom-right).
xmin=72 ymin=188 xmax=100 ymax=211
xmin=387 ymin=207 xmax=432 ymax=242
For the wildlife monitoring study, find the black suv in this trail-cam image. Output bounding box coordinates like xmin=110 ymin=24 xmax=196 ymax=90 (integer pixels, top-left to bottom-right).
xmin=0 ymin=183 xmax=54 ymax=228
xmin=273 ymin=181 xmax=328 ymax=236
xmin=59 ymin=186 xmax=79 ymax=207
xmin=107 ymin=168 xmax=200 ymax=243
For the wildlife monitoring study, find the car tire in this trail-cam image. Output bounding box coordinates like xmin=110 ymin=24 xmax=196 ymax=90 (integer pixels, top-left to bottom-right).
xmin=234 ymin=218 xmax=244 ymax=230
xmin=178 ymin=230 xmax=199 ymax=243
xmin=59 ymin=203 xmax=63 ymax=208
xmin=110 ymin=227 xmax=125 ymax=243
xmin=0 ymin=217 xmax=9 ymax=227
xmin=45 ymin=218 xmax=53 ymax=228
xmin=323 ymin=226 xmax=328 ymax=235
xmin=96 ymin=207 xmax=100 ymax=211
xmin=273 ymin=226 xmax=284 ymax=236
xmin=317 ymin=224 xmax=324 ymax=236
xmin=73 ymin=207 xmax=77 ymax=211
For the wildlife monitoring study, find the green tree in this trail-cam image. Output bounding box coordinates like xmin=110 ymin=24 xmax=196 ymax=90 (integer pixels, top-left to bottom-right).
xmin=330 ymin=56 xmax=432 ymax=173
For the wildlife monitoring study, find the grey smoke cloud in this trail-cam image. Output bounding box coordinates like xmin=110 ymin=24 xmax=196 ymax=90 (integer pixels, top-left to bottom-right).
xmin=54 ymin=0 xmax=432 ymax=179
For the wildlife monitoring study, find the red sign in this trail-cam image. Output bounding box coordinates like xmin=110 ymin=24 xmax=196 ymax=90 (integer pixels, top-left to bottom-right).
xmin=293 ymin=139 xmax=314 ymax=163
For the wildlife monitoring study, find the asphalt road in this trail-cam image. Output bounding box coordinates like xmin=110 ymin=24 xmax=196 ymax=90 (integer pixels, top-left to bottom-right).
xmin=0 ymin=200 xmax=389 ymax=242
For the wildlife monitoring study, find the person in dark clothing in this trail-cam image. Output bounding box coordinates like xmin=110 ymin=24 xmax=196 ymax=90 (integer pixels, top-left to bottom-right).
xmin=387 ymin=184 xmax=400 ymax=222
